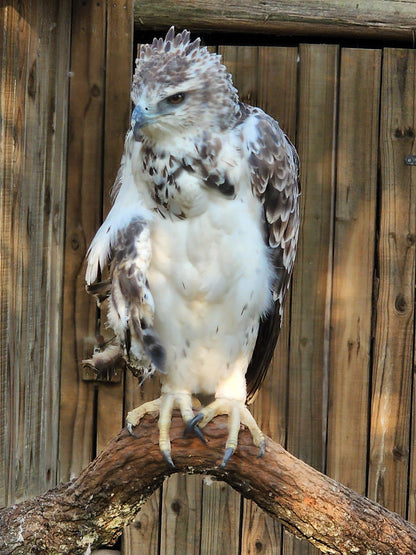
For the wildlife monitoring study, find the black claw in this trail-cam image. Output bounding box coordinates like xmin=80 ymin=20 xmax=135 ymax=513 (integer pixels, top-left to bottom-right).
xmin=183 ymin=412 xmax=204 ymax=438
xmin=220 ymin=447 xmax=235 ymax=468
xmin=126 ymin=422 xmax=139 ymax=439
xmin=162 ymin=450 xmax=175 ymax=469
xmin=192 ymin=424 xmax=207 ymax=445
xmin=257 ymin=439 xmax=267 ymax=458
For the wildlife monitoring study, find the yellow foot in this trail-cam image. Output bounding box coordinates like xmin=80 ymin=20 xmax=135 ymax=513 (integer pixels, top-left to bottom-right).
xmin=184 ymin=398 xmax=266 ymax=467
xmin=126 ymin=393 xmax=204 ymax=468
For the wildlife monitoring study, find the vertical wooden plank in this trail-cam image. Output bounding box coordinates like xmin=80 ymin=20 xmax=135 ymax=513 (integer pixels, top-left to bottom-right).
xmin=0 ymin=0 xmax=71 ymax=505
xmin=96 ymin=0 xmax=134 ymax=453
xmin=59 ymin=0 xmax=107 ymax=481
xmin=200 ymin=478 xmax=241 ymax=555
xmin=160 ymin=474 xmax=202 ymax=555
xmin=102 ymin=0 xmax=134 ymax=209
xmin=123 ymin=376 xmax=162 ymax=554
xmin=0 ymin=1 xmax=28 ymax=507
xmin=326 ymin=48 xmax=381 ymax=493
xmin=284 ymin=43 xmax=338 ymax=555
xmin=241 ymin=46 xmax=298 ymax=555
xmin=368 ymin=48 xmax=416 ymax=517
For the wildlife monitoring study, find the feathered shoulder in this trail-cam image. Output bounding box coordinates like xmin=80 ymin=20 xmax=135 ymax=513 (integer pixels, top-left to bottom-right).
xmin=239 ymin=105 xmax=300 ymax=401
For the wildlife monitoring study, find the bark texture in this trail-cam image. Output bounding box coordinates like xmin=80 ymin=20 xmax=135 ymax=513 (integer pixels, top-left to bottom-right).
xmin=1 ymin=413 xmax=416 ymax=554
xmin=133 ymin=0 xmax=416 ymax=41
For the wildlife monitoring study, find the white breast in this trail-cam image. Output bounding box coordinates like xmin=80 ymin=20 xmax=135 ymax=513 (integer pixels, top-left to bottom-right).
xmin=149 ymin=190 xmax=272 ymax=398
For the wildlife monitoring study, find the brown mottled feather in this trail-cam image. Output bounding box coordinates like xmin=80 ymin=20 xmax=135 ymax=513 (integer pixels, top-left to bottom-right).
xmin=243 ymin=106 xmax=300 ymax=402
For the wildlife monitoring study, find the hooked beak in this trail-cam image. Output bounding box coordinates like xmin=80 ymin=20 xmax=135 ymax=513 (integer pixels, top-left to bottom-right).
xmin=131 ymin=105 xmax=151 ymax=140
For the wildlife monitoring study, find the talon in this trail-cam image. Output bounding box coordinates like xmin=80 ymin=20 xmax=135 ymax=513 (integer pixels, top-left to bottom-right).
xmin=183 ymin=412 xmax=204 ymax=438
xmin=193 ymin=425 xmax=207 ymax=445
xmin=162 ymin=450 xmax=175 ymax=469
xmin=221 ymin=446 xmax=235 ymax=468
xmin=257 ymin=439 xmax=266 ymax=458
xmin=126 ymin=421 xmax=139 ymax=439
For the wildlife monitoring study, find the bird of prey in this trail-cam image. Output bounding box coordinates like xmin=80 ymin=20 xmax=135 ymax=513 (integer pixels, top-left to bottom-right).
xmin=85 ymin=27 xmax=300 ymax=467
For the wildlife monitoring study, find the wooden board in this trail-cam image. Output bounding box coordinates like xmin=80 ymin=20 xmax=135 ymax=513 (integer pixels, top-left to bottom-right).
xmin=283 ymin=43 xmax=338 ymax=555
xmin=0 ymin=0 xmax=71 ymax=504
xmin=241 ymin=45 xmax=298 ymax=555
xmin=200 ymin=478 xmax=241 ymax=554
xmin=122 ymin=487 xmax=161 ymax=553
xmin=368 ymin=48 xmax=416 ymax=517
xmin=133 ymin=0 xmax=416 ymax=42
xmin=160 ymin=474 xmax=202 ymax=555
xmin=59 ymin=0 xmax=107 ymax=480
xmin=122 ymin=375 xmax=162 ymax=554
xmin=96 ymin=0 xmax=134 ymax=454
xmin=287 ymin=43 xmax=338 ymax=472
xmin=326 ymin=48 xmax=381 ymax=493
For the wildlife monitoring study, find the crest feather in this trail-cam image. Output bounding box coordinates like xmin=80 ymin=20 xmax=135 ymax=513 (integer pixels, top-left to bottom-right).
xmin=139 ymin=27 xmax=199 ymax=60
xmin=131 ymin=27 xmax=240 ymax=132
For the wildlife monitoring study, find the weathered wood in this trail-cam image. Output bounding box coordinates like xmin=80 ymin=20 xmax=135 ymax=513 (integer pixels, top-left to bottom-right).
xmin=160 ymin=474 xmax=202 ymax=555
xmin=2 ymin=414 xmax=416 ymax=554
xmin=133 ymin=0 xmax=416 ymax=41
xmin=284 ymin=44 xmax=338 ymax=555
xmin=200 ymin=478 xmax=241 ymax=554
xmin=59 ymin=0 xmax=107 ymax=480
xmin=368 ymin=48 xmax=416 ymax=516
xmin=326 ymin=48 xmax=381 ymax=493
xmin=123 ymin=376 xmax=162 ymax=554
xmin=0 ymin=0 xmax=71 ymax=505
xmin=96 ymin=0 xmax=134 ymax=454
xmin=287 ymin=43 xmax=338 ymax=473
xmin=241 ymin=45 xmax=298 ymax=555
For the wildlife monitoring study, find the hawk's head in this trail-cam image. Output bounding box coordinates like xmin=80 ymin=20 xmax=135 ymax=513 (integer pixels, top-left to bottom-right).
xmin=131 ymin=27 xmax=240 ymax=143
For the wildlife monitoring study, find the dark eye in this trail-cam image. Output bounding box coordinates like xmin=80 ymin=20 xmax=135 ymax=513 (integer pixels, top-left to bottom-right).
xmin=167 ymin=92 xmax=185 ymax=105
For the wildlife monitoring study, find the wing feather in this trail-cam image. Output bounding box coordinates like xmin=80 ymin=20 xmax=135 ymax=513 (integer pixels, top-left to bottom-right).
xmin=243 ymin=107 xmax=300 ymax=402
xmin=86 ymin=216 xmax=166 ymax=377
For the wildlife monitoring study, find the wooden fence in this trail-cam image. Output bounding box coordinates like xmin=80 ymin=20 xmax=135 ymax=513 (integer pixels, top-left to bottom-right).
xmin=1 ymin=1 xmax=415 ymax=554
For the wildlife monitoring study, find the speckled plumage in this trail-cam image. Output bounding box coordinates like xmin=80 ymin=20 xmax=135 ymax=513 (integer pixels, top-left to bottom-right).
xmin=85 ymin=27 xmax=299 ymax=463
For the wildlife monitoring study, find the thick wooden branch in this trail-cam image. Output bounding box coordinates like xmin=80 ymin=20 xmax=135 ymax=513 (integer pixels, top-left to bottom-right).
xmin=1 ymin=413 xmax=416 ymax=554
xmin=134 ymin=0 xmax=416 ymax=42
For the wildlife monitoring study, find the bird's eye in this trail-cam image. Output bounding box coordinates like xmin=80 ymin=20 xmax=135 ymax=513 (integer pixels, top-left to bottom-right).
xmin=167 ymin=92 xmax=186 ymax=105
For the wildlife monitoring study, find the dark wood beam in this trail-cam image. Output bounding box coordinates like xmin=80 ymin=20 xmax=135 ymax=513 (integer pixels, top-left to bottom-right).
xmin=134 ymin=0 xmax=416 ymax=41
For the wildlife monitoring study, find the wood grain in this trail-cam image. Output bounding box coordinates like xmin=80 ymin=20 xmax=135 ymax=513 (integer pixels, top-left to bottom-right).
xmin=96 ymin=0 xmax=134 ymax=455
xmin=59 ymin=0 xmax=107 ymax=480
xmin=287 ymin=43 xmax=338 ymax=471
xmin=0 ymin=0 xmax=71 ymax=504
xmin=284 ymin=44 xmax=338 ymax=555
xmin=133 ymin=0 xmax=416 ymax=41
xmin=368 ymin=48 xmax=416 ymax=517
xmin=160 ymin=474 xmax=202 ymax=555
xmin=123 ymin=375 xmax=162 ymax=554
xmin=2 ymin=414 xmax=416 ymax=555
xmin=326 ymin=48 xmax=381 ymax=493
xmin=241 ymin=46 xmax=298 ymax=555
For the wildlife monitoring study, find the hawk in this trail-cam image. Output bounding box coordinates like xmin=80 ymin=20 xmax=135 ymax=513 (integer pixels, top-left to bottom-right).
xmin=85 ymin=27 xmax=300 ymax=467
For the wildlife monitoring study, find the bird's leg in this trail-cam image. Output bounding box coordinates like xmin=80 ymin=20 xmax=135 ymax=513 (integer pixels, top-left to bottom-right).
xmin=185 ymin=398 xmax=266 ymax=467
xmin=126 ymin=392 xmax=203 ymax=467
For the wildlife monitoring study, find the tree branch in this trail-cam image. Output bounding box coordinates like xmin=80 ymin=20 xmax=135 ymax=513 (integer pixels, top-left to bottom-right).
xmin=1 ymin=413 xmax=415 ymax=554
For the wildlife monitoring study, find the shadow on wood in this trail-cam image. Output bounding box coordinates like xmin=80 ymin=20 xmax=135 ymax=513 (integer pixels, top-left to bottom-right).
xmin=1 ymin=412 xmax=415 ymax=554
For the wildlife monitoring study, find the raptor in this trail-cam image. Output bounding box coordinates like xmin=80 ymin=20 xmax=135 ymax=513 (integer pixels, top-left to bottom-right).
xmin=85 ymin=27 xmax=300 ymax=467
